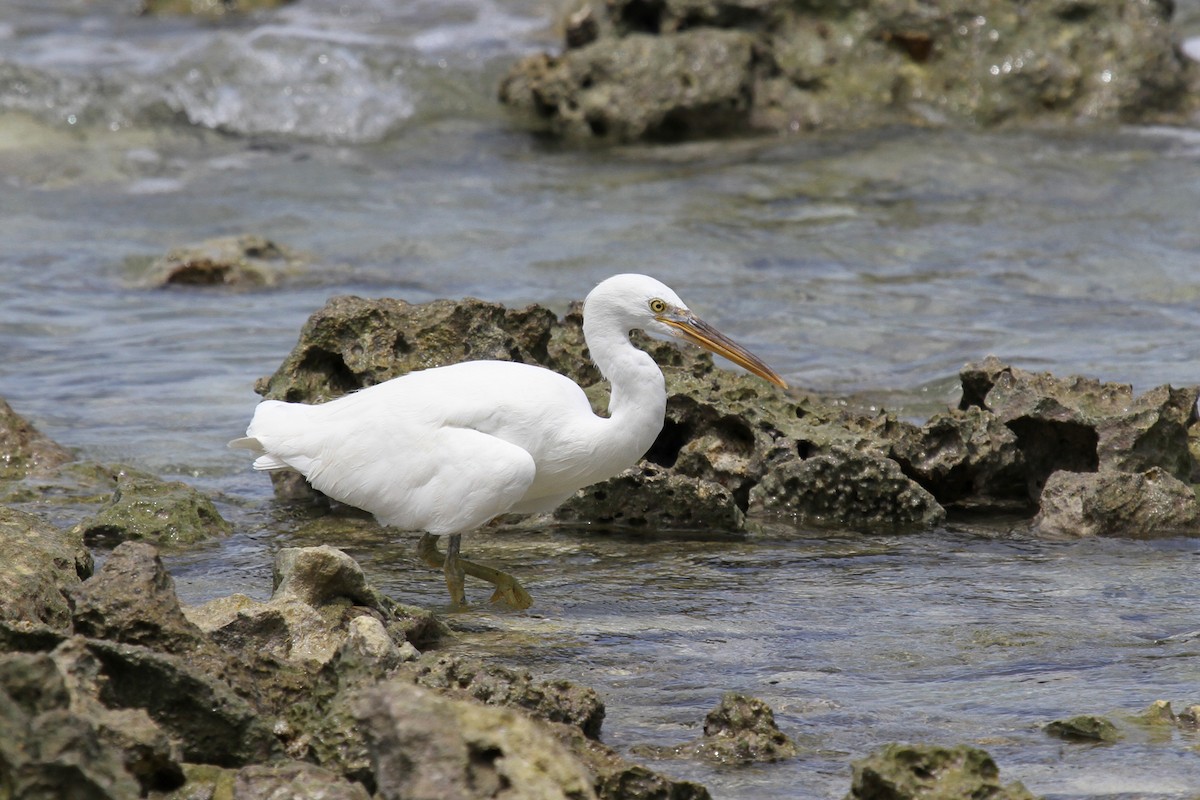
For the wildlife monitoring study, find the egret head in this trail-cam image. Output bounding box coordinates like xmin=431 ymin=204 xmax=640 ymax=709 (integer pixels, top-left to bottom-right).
xmin=585 ymin=274 xmax=788 ymax=389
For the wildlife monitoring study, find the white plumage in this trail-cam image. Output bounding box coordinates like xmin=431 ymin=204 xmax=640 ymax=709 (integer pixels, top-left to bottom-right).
xmin=232 ymin=274 xmax=786 ymax=608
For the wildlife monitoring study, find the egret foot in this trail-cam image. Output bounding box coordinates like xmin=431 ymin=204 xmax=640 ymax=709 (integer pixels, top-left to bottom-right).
xmin=415 ymin=533 xmax=533 ymax=611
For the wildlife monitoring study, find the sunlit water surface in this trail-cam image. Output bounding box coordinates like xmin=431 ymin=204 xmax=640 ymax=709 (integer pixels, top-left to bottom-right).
xmin=3 ymin=1 xmax=1200 ymax=797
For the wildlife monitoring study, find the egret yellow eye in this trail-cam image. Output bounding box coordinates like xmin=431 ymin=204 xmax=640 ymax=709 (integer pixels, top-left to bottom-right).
xmin=649 ymin=298 xmax=667 ymax=314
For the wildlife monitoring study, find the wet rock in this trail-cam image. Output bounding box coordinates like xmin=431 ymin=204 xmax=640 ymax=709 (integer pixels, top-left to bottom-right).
xmin=355 ymin=679 xmax=598 ymax=800
xmin=695 ymin=692 xmax=799 ymax=764
xmin=750 ymin=447 xmax=945 ymax=528
xmin=1133 ymin=699 xmax=1177 ymax=727
xmin=72 ymin=468 xmax=233 ymax=546
xmin=1033 ymin=468 xmax=1200 ymax=537
xmin=961 ymin=357 xmax=1199 ymax=494
xmin=70 ymin=540 xmax=210 ymax=654
xmin=0 ymin=506 xmax=93 ymax=630
xmin=502 ymin=0 xmax=1198 ymax=143
xmin=1176 ymin=704 xmax=1200 ymax=729
xmin=185 ymin=545 xmax=438 ymax=667
xmin=407 ymin=653 xmax=606 ymax=738
xmin=847 ymin=743 xmax=1036 ymax=800
xmin=0 ymin=396 xmax=73 ymax=481
xmin=1044 ymin=714 xmax=1122 ymax=743
xmin=554 ymin=463 xmax=745 ymax=530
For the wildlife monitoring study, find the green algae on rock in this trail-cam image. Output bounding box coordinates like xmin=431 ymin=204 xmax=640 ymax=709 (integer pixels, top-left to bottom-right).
xmin=847 ymin=742 xmax=1037 ymax=800
xmin=1044 ymin=714 xmax=1122 ymax=743
xmin=72 ymin=468 xmax=233 ymax=547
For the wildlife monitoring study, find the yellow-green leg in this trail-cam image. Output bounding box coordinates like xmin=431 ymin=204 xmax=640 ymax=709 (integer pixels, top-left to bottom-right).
xmin=416 ymin=533 xmax=533 ymax=610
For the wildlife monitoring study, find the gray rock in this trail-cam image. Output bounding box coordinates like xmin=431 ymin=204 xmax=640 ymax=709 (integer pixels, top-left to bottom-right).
xmin=81 ymin=637 xmax=280 ymax=767
xmin=847 ymin=743 xmax=1037 ymax=800
xmin=559 ymin=725 xmax=712 ymax=800
xmin=1033 ymin=468 xmax=1200 ymax=537
xmin=186 ymin=545 xmax=437 ymax=668
xmin=0 ymin=641 xmax=186 ymax=798
xmin=70 ymin=540 xmax=209 ymax=653
xmin=0 ymin=506 xmax=93 ymax=631
xmin=355 ymin=680 xmax=598 ymax=800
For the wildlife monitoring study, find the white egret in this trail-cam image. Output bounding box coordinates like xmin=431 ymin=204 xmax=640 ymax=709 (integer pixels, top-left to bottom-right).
xmin=230 ymin=274 xmax=787 ymax=609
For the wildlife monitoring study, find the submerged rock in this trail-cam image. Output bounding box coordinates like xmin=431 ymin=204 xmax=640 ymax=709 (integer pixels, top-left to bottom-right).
xmin=1033 ymin=468 xmax=1200 ymax=537
xmin=501 ymin=0 xmax=1198 ymax=143
xmin=71 ymin=468 xmax=233 ymax=547
xmin=847 ymin=743 xmax=1036 ymax=800
xmin=140 ymin=235 xmax=305 ymax=288
xmin=1044 ymin=714 xmax=1122 ymax=743
xmin=695 ymin=692 xmax=799 ymax=764
xmin=140 ymin=0 xmax=292 ymax=15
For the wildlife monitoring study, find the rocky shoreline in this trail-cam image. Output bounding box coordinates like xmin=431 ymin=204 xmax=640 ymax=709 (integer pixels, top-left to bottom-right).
xmin=3 ymin=282 xmax=1199 ymax=797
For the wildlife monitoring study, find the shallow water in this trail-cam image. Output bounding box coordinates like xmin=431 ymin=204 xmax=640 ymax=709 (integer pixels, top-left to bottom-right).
xmin=4 ymin=2 xmax=1200 ymax=797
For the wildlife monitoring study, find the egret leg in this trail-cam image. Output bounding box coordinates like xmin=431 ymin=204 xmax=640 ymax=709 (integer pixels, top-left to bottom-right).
xmin=414 ymin=532 xmax=533 ymax=610
xmin=442 ymin=534 xmax=468 ymax=610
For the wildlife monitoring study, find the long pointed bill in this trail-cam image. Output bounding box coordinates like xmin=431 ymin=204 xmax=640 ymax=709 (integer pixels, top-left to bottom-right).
xmin=660 ymin=312 xmax=789 ymax=389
